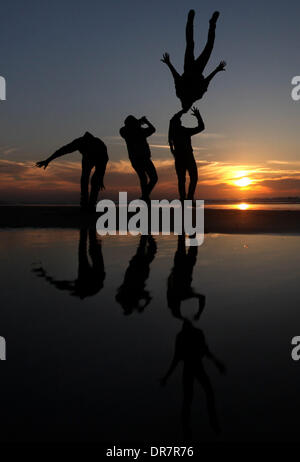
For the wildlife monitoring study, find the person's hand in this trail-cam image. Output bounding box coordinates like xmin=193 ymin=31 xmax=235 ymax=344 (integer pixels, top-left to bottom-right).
xmin=140 ymin=116 xmax=148 ymax=124
xmin=161 ymin=53 xmax=170 ymax=64
xmin=191 ymin=106 xmax=200 ymax=119
xmin=36 ymin=160 xmax=49 ymax=169
xmin=217 ymin=60 xmax=226 ymax=72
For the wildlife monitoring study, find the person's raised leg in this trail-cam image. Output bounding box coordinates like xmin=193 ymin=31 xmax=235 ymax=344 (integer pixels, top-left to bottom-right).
xmin=184 ymin=9 xmax=195 ymax=74
xmin=187 ymin=156 xmax=198 ymax=201
xmin=195 ymin=11 xmax=219 ymax=74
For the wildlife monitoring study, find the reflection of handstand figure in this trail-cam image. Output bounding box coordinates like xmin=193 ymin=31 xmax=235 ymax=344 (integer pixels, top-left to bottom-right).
xmin=169 ymin=107 xmax=204 ymax=202
xmin=36 ymin=131 xmax=108 ymax=212
xmin=167 ymin=235 xmax=205 ymax=320
xmin=115 ymin=235 xmax=157 ymax=315
xmin=161 ymin=319 xmax=226 ymax=439
xmin=161 ymin=10 xmax=226 ymax=111
xmin=33 ymin=228 xmax=105 ymax=299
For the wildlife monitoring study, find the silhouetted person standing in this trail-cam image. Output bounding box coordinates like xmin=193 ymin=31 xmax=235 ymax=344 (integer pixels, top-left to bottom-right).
xmin=36 ymin=132 xmax=108 ymax=212
xmin=161 ymin=319 xmax=225 ymax=439
xmin=169 ymin=107 xmax=204 ymax=203
xmin=161 ymin=10 xmax=226 ymax=110
xmin=167 ymin=235 xmax=205 ymax=320
xmin=115 ymin=235 xmax=157 ymax=315
xmin=33 ymin=227 xmax=106 ymax=299
xmin=120 ymin=116 xmax=158 ymax=201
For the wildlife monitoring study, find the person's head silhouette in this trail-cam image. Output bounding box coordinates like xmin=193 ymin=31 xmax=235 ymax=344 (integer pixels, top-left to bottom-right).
xmin=124 ymin=115 xmax=140 ymax=129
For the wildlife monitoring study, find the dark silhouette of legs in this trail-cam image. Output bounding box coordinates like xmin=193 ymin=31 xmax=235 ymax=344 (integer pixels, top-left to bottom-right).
xmin=132 ymin=164 xmax=148 ymax=199
xmin=88 ymin=160 xmax=108 ymax=208
xmin=174 ymin=156 xmax=198 ymax=201
xmin=81 ymin=157 xmax=108 ymax=210
xmin=80 ymin=158 xmax=93 ymax=208
xmin=182 ymin=368 xmax=194 ymax=440
xmin=132 ymin=159 xmax=158 ymax=200
xmin=174 ymin=158 xmax=187 ymax=200
xmin=194 ymin=11 xmax=219 ymax=74
xmin=145 ymin=159 xmax=158 ymax=197
xmin=184 ymin=10 xmax=195 ymax=73
xmin=197 ymin=371 xmax=220 ymax=434
xmin=186 ymin=156 xmax=198 ymax=200
xmin=76 ymin=228 xmax=105 ymax=297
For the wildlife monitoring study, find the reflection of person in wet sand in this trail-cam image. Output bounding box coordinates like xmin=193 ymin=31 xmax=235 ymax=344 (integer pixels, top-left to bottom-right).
xmin=115 ymin=235 xmax=157 ymax=315
xmin=167 ymin=235 xmax=205 ymax=320
xmin=33 ymin=228 xmax=105 ymax=299
xmin=161 ymin=10 xmax=226 ymax=111
xmin=36 ymin=131 xmax=108 ymax=212
xmin=161 ymin=319 xmax=225 ymax=439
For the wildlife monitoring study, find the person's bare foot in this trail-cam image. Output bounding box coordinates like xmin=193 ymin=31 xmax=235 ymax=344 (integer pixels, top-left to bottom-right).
xmin=188 ymin=9 xmax=195 ymax=21
xmin=210 ymin=11 xmax=220 ymax=26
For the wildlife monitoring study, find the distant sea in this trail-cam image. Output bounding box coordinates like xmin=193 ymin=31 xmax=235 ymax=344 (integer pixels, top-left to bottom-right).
xmin=1 ymin=199 xmax=300 ymax=211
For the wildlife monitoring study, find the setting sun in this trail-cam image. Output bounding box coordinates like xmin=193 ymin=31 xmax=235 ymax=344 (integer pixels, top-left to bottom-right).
xmin=235 ymin=177 xmax=252 ymax=188
xmin=237 ymin=203 xmax=250 ymax=210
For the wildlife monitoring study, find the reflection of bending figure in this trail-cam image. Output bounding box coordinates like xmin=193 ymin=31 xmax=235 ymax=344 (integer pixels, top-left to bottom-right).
xmin=33 ymin=228 xmax=105 ymax=299
xmin=161 ymin=320 xmax=225 ymax=439
xmin=167 ymin=235 xmax=205 ymax=319
xmin=115 ymin=235 xmax=157 ymax=315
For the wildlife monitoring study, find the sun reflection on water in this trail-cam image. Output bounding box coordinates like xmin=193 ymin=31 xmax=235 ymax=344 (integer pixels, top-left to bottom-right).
xmin=236 ymin=203 xmax=250 ymax=211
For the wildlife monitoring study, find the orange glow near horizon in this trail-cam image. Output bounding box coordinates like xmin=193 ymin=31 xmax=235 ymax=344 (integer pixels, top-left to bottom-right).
xmin=234 ymin=177 xmax=252 ymax=188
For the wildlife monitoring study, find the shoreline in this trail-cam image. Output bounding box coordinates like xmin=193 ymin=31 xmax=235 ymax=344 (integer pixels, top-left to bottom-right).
xmin=1 ymin=205 xmax=300 ymax=234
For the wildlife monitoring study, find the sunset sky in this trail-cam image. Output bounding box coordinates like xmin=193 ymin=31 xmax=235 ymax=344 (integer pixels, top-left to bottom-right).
xmin=1 ymin=0 xmax=300 ymax=202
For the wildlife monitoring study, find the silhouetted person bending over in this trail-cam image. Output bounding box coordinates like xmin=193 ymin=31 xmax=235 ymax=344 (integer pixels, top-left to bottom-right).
xmin=36 ymin=131 xmax=108 ymax=212
xmin=115 ymin=235 xmax=157 ymax=315
xmin=169 ymin=107 xmax=204 ymax=203
xmin=33 ymin=227 xmax=106 ymax=299
xmin=167 ymin=235 xmax=205 ymax=320
xmin=161 ymin=320 xmax=225 ymax=439
xmin=120 ymin=116 xmax=158 ymax=201
xmin=161 ymin=10 xmax=226 ymax=111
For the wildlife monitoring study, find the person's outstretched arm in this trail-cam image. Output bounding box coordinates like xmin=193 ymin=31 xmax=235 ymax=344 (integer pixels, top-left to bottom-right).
xmin=204 ymin=60 xmax=226 ymax=87
xmin=36 ymin=137 xmax=81 ymax=169
xmin=141 ymin=116 xmax=156 ymax=137
xmin=161 ymin=53 xmax=181 ymax=82
xmin=186 ymin=106 xmax=205 ymax=136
